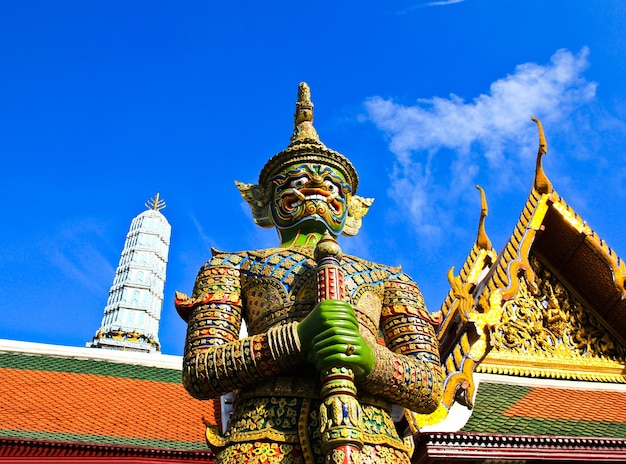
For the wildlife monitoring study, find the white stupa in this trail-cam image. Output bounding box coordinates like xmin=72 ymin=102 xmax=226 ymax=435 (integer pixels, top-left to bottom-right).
xmin=88 ymin=193 xmax=171 ymax=353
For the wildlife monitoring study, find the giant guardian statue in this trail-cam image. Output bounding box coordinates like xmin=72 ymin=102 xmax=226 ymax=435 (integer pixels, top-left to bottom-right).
xmin=176 ymin=83 xmax=442 ymax=464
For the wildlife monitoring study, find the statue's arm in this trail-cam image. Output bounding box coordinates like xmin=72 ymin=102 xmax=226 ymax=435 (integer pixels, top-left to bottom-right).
xmin=359 ymin=278 xmax=443 ymax=413
xmin=177 ymin=263 xmax=303 ymax=400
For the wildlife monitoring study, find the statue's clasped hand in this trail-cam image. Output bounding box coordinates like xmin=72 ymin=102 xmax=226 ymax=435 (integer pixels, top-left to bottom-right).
xmin=296 ymin=299 xmax=375 ymax=380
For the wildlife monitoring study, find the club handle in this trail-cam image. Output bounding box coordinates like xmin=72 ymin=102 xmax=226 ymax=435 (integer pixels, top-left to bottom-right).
xmin=314 ymin=232 xmax=364 ymax=461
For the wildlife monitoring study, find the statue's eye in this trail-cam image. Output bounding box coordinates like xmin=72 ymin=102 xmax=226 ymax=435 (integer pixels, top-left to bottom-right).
xmin=290 ymin=177 xmax=308 ymax=189
xmin=324 ymin=180 xmax=340 ymax=195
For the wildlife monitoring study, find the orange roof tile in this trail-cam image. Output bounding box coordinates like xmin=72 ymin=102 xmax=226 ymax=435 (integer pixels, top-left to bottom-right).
xmin=504 ymin=387 xmax=626 ymax=423
xmin=463 ymin=381 xmax=626 ymax=438
xmin=0 ymin=350 xmax=219 ymax=452
xmin=1 ymin=367 xmax=210 ymax=441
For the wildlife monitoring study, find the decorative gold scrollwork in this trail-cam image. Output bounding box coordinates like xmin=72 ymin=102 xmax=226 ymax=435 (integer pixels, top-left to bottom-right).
xmin=491 ymin=255 xmax=625 ymax=360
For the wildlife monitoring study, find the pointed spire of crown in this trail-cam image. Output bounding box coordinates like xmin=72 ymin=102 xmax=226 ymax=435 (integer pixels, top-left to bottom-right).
xmin=258 ymin=82 xmax=359 ymax=193
xmin=291 ymin=82 xmax=321 ymax=143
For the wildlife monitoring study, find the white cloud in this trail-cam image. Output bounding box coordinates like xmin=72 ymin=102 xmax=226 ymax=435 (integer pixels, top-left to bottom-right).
xmin=364 ymin=48 xmax=596 ymax=245
xmin=397 ymin=0 xmax=464 ymax=13
xmin=426 ymin=0 xmax=464 ymax=6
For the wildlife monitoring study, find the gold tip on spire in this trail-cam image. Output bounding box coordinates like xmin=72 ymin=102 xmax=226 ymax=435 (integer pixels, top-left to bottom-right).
xmin=532 ymin=116 xmax=548 ymax=155
xmin=145 ymin=192 xmax=166 ymax=211
xmin=531 ymin=117 xmax=552 ymax=194
xmin=475 ymin=185 xmax=492 ymax=251
xmin=291 ymin=82 xmax=321 ymax=143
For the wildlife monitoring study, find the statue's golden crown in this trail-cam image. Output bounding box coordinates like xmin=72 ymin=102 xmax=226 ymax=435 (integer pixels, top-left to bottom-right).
xmin=258 ymin=82 xmax=359 ymax=194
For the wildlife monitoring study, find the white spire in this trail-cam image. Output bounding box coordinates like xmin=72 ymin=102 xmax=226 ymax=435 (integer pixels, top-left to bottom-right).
xmin=88 ymin=194 xmax=171 ymax=353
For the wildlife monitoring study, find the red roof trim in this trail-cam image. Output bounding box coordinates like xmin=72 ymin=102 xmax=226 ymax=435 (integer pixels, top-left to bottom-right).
xmin=414 ymin=432 xmax=626 ymax=463
xmin=0 ymin=437 xmax=214 ymax=463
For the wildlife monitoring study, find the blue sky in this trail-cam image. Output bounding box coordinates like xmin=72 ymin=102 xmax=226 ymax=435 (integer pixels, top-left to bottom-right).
xmin=1 ymin=1 xmax=625 ymax=355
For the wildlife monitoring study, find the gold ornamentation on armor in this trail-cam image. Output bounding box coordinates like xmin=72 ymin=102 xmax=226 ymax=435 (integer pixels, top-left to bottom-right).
xmin=319 ymin=367 xmax=364 ymax=453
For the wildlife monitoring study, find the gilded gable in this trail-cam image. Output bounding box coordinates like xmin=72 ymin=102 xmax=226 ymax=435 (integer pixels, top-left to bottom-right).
xmin=481 ymin=254 xmax=626 ymax=382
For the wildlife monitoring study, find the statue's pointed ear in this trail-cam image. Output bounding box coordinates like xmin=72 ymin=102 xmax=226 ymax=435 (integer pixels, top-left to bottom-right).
xmin=342 ymin=195 xmax=374 ymax=236
xmin=235 ymin=181 xmax=274 ymax=228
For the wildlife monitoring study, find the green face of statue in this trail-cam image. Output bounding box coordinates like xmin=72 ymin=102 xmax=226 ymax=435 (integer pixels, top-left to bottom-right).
xmin=269 ymin=163 xmax=351 ymax=236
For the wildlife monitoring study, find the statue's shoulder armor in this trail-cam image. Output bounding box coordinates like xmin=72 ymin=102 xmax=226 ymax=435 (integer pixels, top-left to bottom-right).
xmin=198 ymin=248 xmax=250 ymax=271
xmin=343 ymin=253 xmax=402 ymax=273
xmin=246 ymin=246 xmax=315 ymax=262
xmin=203 ymin=247 xmax=317 ymax=288
xmin=206 ymin=247 xmax=316 ymax=264
xmin=241 ymin=247 xmax=317 ymax=288
xmin=177 ymin=249 xmax=249 ymax=321
xmin=342 ymin=253 xmax=407 ymax=286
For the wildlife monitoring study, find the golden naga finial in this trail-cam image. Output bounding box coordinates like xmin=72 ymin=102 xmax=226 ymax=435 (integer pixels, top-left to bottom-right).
xmin=291 ymin=82 xmax=320 ymax=143
xmin=475 ymin=185 xmax=492 ymax=251
xmin=145 ymin=192 xmax=166 ymax=211
xmin=447 ymin=266 xmax=474 ymax=323
xmin=531 ymin=117 xmax=552 ymax=194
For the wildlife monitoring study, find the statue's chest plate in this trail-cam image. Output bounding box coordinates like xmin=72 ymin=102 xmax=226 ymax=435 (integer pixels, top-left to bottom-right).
xmin=238 ymin=248 xmax=394 ymax=338
xmin=240 ymin=249 xmax=316 ymax=335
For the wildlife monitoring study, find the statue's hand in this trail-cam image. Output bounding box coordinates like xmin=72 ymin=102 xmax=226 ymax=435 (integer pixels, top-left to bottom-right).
xmin=297 ymin=299 xmax=375 ymax=380
xmin=297 ymin=299 xmax=349 ymax=349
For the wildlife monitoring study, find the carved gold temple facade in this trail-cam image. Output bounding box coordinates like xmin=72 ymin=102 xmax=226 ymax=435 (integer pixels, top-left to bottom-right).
xmin=410 ymin=119 xmax=626 ymax=462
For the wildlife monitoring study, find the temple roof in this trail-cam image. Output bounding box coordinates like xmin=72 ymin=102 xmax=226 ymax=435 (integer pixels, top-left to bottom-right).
xmin=463 ymin=379 xmax=626 ymax=437
xmin=530 ymin=195 xmax=626 ymax=335
xmin=410 ymin=121 xmax=626 ymax=443
xmin=413 ymin=375 xmax=626 ymax=463
xmin=0 ymin=340 xmax=216 ymax=461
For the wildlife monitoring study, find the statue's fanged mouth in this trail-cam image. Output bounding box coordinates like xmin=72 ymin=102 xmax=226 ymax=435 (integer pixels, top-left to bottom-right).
xmin=283 ymin=188 xmax=341 ymax=214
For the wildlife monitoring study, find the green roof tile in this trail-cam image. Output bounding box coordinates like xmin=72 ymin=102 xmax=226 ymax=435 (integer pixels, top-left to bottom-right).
xmin=1 ymin=429 xmax=206 ymax=451
xmin=0 ymin=352 xmax=181 ymax=382
xmin=463 ymin=382 xmax=626 ymax=438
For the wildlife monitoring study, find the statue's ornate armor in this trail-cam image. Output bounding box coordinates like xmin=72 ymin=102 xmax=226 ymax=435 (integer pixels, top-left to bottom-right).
xmin=178 ymin=246 xmax=442 ymax=464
